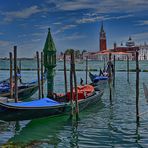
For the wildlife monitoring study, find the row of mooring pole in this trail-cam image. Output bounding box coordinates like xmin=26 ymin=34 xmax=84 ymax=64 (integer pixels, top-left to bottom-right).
xmin=9 ymin=47 xmax=44 ymax=102
xmin=64 ymin=50 xmax=79 ymax=120
xmin=100 ymin=52 xmax=139 ymax=125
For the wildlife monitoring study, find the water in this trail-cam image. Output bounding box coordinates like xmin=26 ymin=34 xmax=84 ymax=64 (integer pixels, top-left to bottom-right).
xmin=0 ymin=60 xmax=148 ymax=147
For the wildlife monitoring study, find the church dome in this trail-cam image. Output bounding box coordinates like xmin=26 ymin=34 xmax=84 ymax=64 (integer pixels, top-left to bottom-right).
xmin=126 ymin=36 xmax=135 ymax=47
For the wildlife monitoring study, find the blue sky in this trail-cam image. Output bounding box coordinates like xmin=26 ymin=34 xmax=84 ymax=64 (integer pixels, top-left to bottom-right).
xmin=0 ymin=0 xmax=148 ymax=57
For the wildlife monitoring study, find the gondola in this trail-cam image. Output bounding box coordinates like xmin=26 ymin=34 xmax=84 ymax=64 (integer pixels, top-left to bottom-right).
xmin=0 ymin=73 xmax=46 ymax=100
xmin=0 ymin=85 xmax=104 ymax=121
xmin=89 ymin=72 xmax=108 ymax=83
xmin=89 ymin=72 xmax=108 ymax=91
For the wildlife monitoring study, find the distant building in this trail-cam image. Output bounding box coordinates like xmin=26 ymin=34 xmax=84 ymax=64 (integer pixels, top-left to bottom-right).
xmin=110 ymin=37 xmax=139 ymax=60
xmin=98 ymin=24 xmax=140 ymax=61
xmin=82 ymin=25 xmax=138 ymax=61
xmin=82 ymin=51 xmax=98 ymax=60
xmin=138 ymin=43 xmax=148 ymax=60
xmin=58 ymin=23 xmax=147 ymax=61
xmin=99 ymin=22 xmax=107 ymax=51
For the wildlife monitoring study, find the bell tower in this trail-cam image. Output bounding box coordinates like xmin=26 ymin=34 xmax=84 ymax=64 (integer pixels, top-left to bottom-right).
xmin=100 ymin=22 xmax=107 ymax=51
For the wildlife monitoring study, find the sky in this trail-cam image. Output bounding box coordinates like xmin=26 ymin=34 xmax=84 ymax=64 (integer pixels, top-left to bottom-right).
xmin=0 ymin=0 xmax=148 ymax=57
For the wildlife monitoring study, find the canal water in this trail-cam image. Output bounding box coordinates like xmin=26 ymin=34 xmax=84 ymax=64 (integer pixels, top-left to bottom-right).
xmin=0 ymin=60 xmax=148 ymax=147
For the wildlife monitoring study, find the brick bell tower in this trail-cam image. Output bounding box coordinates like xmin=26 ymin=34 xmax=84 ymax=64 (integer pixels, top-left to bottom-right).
xmin=100 ymin=22 xmax=107 ymax=51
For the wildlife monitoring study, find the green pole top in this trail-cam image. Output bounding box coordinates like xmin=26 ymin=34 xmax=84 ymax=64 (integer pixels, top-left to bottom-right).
xmin=43 ymin=28 xmax=57 ymax=69
xmin=43 ymin=28 xmax=56 ymax=53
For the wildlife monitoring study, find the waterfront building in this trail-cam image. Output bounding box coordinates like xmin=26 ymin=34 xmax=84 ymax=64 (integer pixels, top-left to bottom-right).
xmin=110 ymin=37 xmax=139 ymax=60
xmin=138 ymin=43 xmax=148 ymax=60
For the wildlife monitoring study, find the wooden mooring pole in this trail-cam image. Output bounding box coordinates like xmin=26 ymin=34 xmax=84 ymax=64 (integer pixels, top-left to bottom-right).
xmin=64 ymin=53 xmax=68 ymax=97
xmin=18 ymin=59 xmax=22 ymax=83
xmin=113 ymin=55 xmax=115 ymax=87
xmin=19 ymin=59 xmax=21 ymax=72
xmin=127 ymin=55 xmax=130 ymax=83
xmin=9 ymin=52 xmax=13 ymax=99
xmin=36 ymin=51 xmax=41 ymax=99
xmin=14 ymin=46 xmax=18 ymax=102
xmin=109 ymin=83 xmax=112 ymax=102
xmin=103 ymin=57 xmax=106 ymax=71
xmin=70 ymin=52 xmax=74 ymax=118
xmin=108 ymin=53 xmax=112 ymax=101
xmin=136 ymin=51 xmax=140 ymax=124
xmin=86 ymin=56 xmax=88 ymax=84
xmin=72 ymin=51 xmax=79 ymax=120
xmin=41 ymin=52 xmax=44 ymax=98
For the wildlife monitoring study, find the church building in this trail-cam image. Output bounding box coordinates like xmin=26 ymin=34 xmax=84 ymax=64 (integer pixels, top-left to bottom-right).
xmin=99 ymin=22 xmax=107 ymax=51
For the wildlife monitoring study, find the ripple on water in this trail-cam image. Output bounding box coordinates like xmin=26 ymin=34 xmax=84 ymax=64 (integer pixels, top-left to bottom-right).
xmin=0 ymin=61 xmax=148 ymax=147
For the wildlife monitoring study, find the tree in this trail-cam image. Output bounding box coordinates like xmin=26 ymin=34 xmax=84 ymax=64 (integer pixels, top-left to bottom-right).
xmin=65 ymin=49 xmax=74 ymax=55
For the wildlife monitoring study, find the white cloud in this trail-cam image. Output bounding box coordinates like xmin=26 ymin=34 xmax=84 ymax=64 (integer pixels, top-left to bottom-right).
xmin=53 ymin=22 xmax=62 ymax=25
xmin=106 ymin=14 xmax=134 ymax=20
xmin=77 ymin=14 xmax=134 ymax=24
xmin=132 ymin=32 xmax=148 ymax=41
xmin=137 ymin=20 xmax=148 ymax=26
xmin=32 ymin=32 xmax=45 ymax=36
xmin=77 ymin=16 xmax=105 ymax=24
xmin=58 ymin=33 xmax=86 ymax=40
xmin=47 ymin=0 xmax=148 ymax=13
xmin=0 ymin=40 xmax=10 ymax=46
xmin=35 ymin=25 xmax=50 ymax=30
xmin=0 ymin=40 xmax=14 ymax=57
xmin=54 ymin=24 xmax=77 ymax=34
xmin=3 ymin=5 xmax=46 ymax=22
xmin=32 ymin=38 xmax=41 ymax=42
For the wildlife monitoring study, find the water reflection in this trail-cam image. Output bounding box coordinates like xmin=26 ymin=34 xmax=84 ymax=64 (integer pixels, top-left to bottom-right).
xmin=3 ymin=116 xmax=68 ymax=147
xmin=70 ymin=121 xmax=79 ymax=148
xmin=1 ymin=100 xmax=104 ymax=147
xmin=0 ymin=60 xmax=148 ymax=147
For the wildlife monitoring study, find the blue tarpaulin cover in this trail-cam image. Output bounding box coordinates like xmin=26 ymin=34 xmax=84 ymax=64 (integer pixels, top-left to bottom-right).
xmin=93 ymin=76 xmax=108 ymax=83
xmin=6 ymin=98 xmax=61 ymax=107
